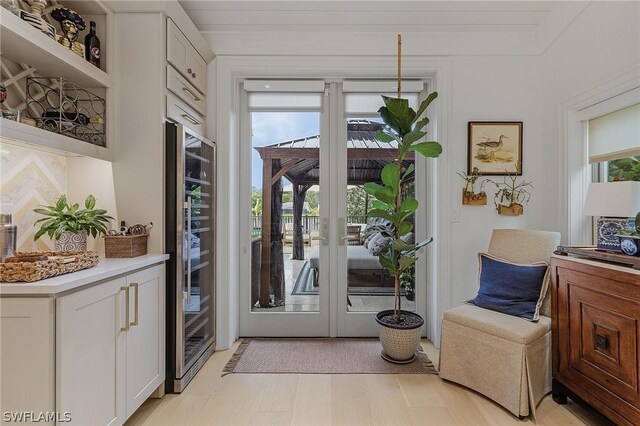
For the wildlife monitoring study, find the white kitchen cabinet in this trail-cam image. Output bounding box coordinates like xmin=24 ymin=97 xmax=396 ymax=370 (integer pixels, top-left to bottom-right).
xmin=125 ymin=266 xmax=165 ymax=417
xmin=56 ymin=264 xmax=165 ymax=425
xmin=56 ymin=277 xmax=127 ymax=426
xmin=0 ymin=298 xmax=55 ymax=425
xmin=167 ymin=18 xmax=207 ymax=94
xmin=0 ymin=257 xmax=167 ymax=426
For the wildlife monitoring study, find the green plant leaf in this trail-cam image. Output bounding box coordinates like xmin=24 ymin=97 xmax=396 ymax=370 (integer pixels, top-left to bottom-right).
xmin=363 ymin=182 xmax=382 ymax=196
xmin=375 ymin=131 xmax=395 ymax=143
xmin=398 ymin=255 xmax=417 ymax=271
xmin=374 ymin=186 xmax=396 ymax=205
xmin=378 ymin=245 xmax=397 ymax=274
xmin=403 ymin=130 xmax=426 ymax=146
xmin=368 ymin=208 xmax=395 ymax=223
xmin=414 ymin=117 xmax=429 ymax=132
xmin=34 ymin=228 xmax=48 ymax=241
xmin=55 ymin=195 xmax=67 ymax=211
xmin=398 ymin=221 xmax=413 ymax=236
xmin=413 ymin=92 xmax=438 ymax=124
xmin=393 ymin=240 xmax=415 ymax=251
xmin=85 ymin=194 xmax=96 ymax=209
xmin=409 ymin=141 xmax=443 ymax=158
xmin=402 ymin=164 xmax=415 ymax=180
xmin=378 ymin=107 xmax=401 ymax=135
xmin=371 ymin=200 xmax=390 ymax=210
xmin=381 ymin=96 xmax=415 ymax=135
xmin=400 ymin=197 xmax=418 ymax=213
xmin=381 ymin=164 xmax=400 ymax=189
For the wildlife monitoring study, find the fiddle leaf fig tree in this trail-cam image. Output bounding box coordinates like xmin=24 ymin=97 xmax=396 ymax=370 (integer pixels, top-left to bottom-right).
xmin=364 ymin=93 xmax=442 ymax=323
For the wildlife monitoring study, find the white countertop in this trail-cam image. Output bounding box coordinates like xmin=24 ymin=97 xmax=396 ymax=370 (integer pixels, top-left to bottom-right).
xmin=0 ymin=254 xmax=170 ymax=296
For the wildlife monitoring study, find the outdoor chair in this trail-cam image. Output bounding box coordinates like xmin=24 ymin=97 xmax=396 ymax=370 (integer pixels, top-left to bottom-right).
xmin=282 ymin=222 xmax=311 ymax=245
xmin=439 ymin=229 xmax=560 ymax=420
xmin=346 ymin=225 xmax=362 ymax=245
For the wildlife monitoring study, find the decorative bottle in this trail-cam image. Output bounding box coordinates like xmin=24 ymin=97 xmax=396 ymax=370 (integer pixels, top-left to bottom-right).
xmin=84 ymin=20 xmax=101 ymax=68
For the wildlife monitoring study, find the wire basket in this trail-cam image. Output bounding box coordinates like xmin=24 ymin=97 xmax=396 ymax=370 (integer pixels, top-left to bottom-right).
xmin=25 ymin=77 xmax=106 ymax=147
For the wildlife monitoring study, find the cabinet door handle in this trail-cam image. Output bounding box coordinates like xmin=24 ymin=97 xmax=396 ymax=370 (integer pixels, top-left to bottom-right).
xmin=120 ymin=286 xmax=130 ymax=332
xmin=181 ymin=113 xmax=200 ymax=126
xmin=192 ymin=73 xmax=196 ymax=78
xmin=130 ymin=283 xmax=139 ymax=327
xmin=182 ymin=87 xmax=201 ymax=101
xmin=187 ymin=68 xmax=193 ymax=73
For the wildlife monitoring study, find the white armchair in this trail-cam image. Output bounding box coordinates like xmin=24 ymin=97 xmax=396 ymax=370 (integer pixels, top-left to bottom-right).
xmin=439 ymin=229 xmax=561 ymax=419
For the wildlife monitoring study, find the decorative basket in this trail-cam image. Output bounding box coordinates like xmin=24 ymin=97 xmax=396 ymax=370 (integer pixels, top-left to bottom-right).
xmin=0 ymin=251 xmax=99 ymax=283
xmin=104 ymin=235 xmax=148 ymax=258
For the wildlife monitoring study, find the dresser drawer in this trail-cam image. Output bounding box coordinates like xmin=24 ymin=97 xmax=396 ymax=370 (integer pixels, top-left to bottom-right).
xmin=166 ymin=93 xmax=205 ymax=135
xmin=167 ymin=66 xmax=205 ymax=116
xmin=166 ymin=18 xmax=207 ymax=95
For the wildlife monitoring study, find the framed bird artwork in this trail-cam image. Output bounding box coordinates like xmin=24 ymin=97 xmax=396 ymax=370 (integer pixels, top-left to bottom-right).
xmin=468 ymin=121 xmax=523 ymax=175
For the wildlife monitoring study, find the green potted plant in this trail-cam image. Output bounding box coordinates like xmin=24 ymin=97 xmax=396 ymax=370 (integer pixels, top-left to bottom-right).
xmin=365 ymin=93 xmax=442 ymax=363
xmin=617 ymin=212 xmax=640 ymax=257
xmin=485 ymin=165 xmax=532 ymax=216
xmin=457 ymin=167 xmax=487 ymax=205
xmin=33 ymin=194 xmax=114 ymax=251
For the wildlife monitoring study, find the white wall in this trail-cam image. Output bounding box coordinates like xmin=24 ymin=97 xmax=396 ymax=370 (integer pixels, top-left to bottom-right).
xmin=207 ymin=1 xmax=640 ymax=347
xmin=538 ymin=1 xmax=640 ymax=240
xmin=448 ymin=55 xmax=545 ymax=305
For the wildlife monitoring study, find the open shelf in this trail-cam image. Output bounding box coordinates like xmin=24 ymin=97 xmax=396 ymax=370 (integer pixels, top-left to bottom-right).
xmin=0 ymin=118 xmax=111 ymax=161
xmin=0 ymin=8 xmax=112 ymax=89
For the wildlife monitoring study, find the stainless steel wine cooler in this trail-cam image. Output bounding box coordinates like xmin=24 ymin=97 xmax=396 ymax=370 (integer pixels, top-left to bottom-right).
xmin=165 ymin=122 xmax=216 ymax=393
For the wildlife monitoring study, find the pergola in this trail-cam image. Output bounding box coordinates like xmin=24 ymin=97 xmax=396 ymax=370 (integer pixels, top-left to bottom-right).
xmin=254 ymin=120 xmax=415 ymax=307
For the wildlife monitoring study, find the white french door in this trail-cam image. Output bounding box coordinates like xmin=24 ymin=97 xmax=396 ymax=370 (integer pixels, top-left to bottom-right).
xmin=239 ymin=80 xmax=430 ymax=337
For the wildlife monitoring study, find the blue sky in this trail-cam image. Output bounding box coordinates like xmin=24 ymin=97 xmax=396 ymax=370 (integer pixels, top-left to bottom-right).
xmin=251 ymin=112 xmax=320 ymax=189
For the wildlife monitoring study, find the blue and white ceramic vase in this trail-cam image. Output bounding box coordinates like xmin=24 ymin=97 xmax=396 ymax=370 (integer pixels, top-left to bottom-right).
xmin=55 ymin=230 xmax=87 ymax=251
xmin=618 ymin=235 xmax=640 ymax=257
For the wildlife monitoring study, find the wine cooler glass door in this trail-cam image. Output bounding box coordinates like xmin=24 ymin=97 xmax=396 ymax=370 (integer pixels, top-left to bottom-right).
xmin=179 ymin=127 xmax=215 ymax=376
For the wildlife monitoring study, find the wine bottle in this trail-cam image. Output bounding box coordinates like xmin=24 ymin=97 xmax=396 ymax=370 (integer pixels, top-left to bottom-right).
xmin=84 ymin=21 xmax=101 ymax=68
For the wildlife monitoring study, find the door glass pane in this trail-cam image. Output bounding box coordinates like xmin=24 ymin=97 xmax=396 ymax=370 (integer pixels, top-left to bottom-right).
xmin=345 ymin=118 xmax=416 ymax=313
xmin=250 ymin=112 xmax=321 ymax=312
xmin=183 ymin=133 xmax=215 ymax=367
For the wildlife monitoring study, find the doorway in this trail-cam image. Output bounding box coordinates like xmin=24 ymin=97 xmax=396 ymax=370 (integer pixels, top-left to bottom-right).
xmin=239 ymin=80 xmax=430 ymax=337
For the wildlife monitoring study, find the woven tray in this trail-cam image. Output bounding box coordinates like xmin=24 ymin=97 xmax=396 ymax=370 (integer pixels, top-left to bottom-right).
xmin=0 ymin=251 xmax=99 ymax=283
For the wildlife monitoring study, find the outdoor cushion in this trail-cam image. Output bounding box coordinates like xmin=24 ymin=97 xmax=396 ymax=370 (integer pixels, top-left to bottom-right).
xmin=369 ymin=236 xmax=391 ymax=256
xmin=366 ymin=232 xmax=383 ymax=250
xmin=468 ymin=253 xmax=550 ymax=321
xmin=309 ymin=245 xmax=384 ymax=270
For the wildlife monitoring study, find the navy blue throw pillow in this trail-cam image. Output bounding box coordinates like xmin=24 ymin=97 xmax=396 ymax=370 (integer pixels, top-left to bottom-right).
xmin=468 ymin=253 xmax=550 ymax=321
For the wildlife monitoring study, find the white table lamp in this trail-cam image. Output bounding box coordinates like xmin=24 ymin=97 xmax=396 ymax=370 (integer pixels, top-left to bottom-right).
xmin=584 ymin=181 xmax=640 ymax=251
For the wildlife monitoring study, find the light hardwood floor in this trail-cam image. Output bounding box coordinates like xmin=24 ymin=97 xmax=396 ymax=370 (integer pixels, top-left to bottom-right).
xmin=125 ymin=340 xmax=611 ymax=426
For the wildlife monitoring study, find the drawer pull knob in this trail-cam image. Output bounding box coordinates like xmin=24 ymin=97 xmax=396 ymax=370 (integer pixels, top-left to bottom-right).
xmin=595 ymin=334 xmax=609 ymax=350
xmin=187 ymin=68 xmax=193 ymax=73
xmin=182 ymin=87 xmax=201 ymax=101
xmin=192 ymin=73 xmax=196 ymax=78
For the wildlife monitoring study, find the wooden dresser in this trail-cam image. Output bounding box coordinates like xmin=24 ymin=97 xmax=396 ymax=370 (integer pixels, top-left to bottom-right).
xmin=551 ymin=255 xmax=640 ymax=425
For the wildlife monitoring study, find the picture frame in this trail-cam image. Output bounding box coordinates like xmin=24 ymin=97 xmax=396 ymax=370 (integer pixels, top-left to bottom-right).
xmin=468 ymin=121 xmax=523 ymax=175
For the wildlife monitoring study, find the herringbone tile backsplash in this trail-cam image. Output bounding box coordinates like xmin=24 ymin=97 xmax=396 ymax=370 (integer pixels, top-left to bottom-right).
xmin=0 ymin=141 xmax=67 ymax=251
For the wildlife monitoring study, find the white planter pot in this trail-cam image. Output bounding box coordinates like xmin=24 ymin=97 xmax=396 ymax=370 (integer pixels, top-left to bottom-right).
xmin=376 ymin=310 xmax=424 ymax=363
xmin=55 ymin=230 xmax=87 ymax=251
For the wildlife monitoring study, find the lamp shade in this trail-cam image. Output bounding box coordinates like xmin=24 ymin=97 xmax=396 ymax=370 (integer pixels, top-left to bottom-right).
xmin=584 ymin=181 xmax=640 ymax=217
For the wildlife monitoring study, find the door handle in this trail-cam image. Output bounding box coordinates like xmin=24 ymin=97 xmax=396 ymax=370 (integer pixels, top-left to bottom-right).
xmin=130 ymin=283 xmax=139 ymax=327
xmin=338 ymin=217 xmax=347 ymax=246
xmin=120 ymin=286 xmax=130 ymax=332
xmin=321 ymin=217 xmax=329 ymax=246
xmin=186 ymin=196 xmax=192 ymax=305
xmin=182 ymin=87 xmax=201 ymax=101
